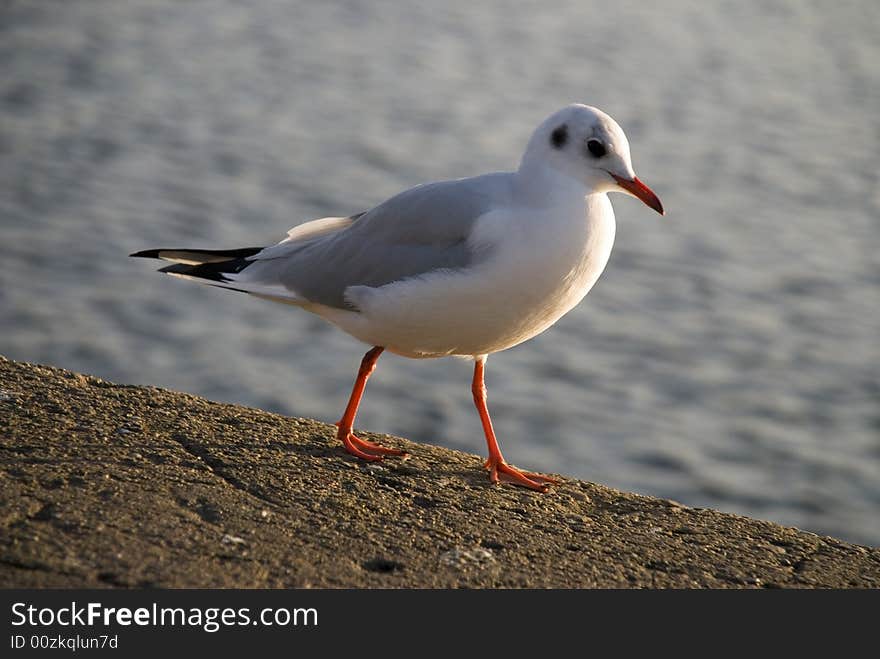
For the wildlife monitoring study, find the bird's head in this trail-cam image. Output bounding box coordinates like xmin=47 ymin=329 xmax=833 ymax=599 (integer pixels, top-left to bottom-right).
xmin=522 ymin=103 xmax=663 ymax=215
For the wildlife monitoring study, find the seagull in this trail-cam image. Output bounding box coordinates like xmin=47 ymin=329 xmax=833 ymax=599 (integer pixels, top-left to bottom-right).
xmin=132 ymin=103 xmax=663 ymax=492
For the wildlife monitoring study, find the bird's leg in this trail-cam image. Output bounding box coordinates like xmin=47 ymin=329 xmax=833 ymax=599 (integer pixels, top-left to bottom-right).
xmin=336 ymin=346 xmax=407 ymax=461
xmin=472 ymin=356 xmax=559 ymax=492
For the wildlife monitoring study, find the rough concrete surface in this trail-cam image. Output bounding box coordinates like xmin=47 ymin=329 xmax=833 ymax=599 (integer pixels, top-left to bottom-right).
xmin=1 ymin=356 xmax=877 ymax=588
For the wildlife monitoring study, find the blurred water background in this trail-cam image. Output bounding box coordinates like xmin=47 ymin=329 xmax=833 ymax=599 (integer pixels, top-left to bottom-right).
xmin=2 ymin=1 xmax=878 ymax=546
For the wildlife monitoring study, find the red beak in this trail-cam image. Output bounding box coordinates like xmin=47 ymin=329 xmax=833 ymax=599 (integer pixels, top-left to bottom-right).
xmin=611 ymin=174 xmax=664 ymax=215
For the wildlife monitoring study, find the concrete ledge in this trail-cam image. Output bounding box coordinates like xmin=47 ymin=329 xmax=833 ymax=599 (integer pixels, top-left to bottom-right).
xmin=1 ymin=355 xmax=877 ymax=588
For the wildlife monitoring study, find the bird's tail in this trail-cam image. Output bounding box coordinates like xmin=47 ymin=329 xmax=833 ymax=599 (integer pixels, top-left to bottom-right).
xmin=130 ymin=246 xmax=265 ymax=291
xmin=130 ymin=246 xmax=307 ymax=305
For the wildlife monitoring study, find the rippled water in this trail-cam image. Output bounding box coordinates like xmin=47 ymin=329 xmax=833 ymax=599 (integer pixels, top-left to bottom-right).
xmin=2 ymin=1 xmax=878 ymax=546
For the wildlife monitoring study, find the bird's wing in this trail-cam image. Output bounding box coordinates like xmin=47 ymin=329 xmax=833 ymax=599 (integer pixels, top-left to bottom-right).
xmin=237 ymin=172 xmax=512 ymax=309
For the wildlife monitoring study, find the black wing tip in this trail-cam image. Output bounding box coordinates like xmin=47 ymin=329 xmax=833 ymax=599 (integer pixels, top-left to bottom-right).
xmin=158 ymin=257 xmax=257 ymax=283
xmin=157 ymin=262 xmax=229 ymax=282
xmin=157 ymin=263 xmax=192 ymax=275
xmin=130 ymin=249 xmax=163 ymax=259
xmin=129 ymin=247 xmax=264 ymax=260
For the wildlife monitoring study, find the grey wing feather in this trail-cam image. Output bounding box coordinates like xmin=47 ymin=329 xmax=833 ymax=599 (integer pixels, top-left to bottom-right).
xmin=243 ymin=172 xmax=512 ymax=309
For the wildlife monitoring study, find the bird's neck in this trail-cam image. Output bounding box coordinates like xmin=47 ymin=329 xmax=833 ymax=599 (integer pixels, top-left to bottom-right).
xmin=513 ymin=158 xmax=590 ymax=209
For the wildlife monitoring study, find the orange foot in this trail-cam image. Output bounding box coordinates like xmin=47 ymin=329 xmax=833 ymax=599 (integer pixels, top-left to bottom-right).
xmin=339 ymin=430 xmax=407 ymax=462
xmin=483 ymin=457 xmax=559 ymax=492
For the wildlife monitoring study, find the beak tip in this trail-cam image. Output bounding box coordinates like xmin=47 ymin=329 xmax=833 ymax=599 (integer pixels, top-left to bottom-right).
xmin=613 ymin=173 xmax=664 ymax=216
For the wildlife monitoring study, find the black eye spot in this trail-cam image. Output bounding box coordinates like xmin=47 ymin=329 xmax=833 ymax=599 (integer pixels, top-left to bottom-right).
xmin=550 ymin=124 xmax=568 ymax=149
xmin=586 ymin=139 xmax=606 ymax=158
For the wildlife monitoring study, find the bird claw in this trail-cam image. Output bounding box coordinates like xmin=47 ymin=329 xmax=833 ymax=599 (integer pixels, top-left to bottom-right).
xmin=483 ymin=457 xmax=558 ymax=492
xmin=339 ymin=430 xmax=407 ymax=462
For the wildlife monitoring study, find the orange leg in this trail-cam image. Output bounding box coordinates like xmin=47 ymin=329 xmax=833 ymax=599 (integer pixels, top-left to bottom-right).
xmin=472 ymin=356 xmax=558 ymax=492
xmin=336 ymin=346 xmax=407 ymax=461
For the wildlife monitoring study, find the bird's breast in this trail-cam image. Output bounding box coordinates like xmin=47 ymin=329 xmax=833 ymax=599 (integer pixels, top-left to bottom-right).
xmin=476 ymin=194 xmax=616 ymax=346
